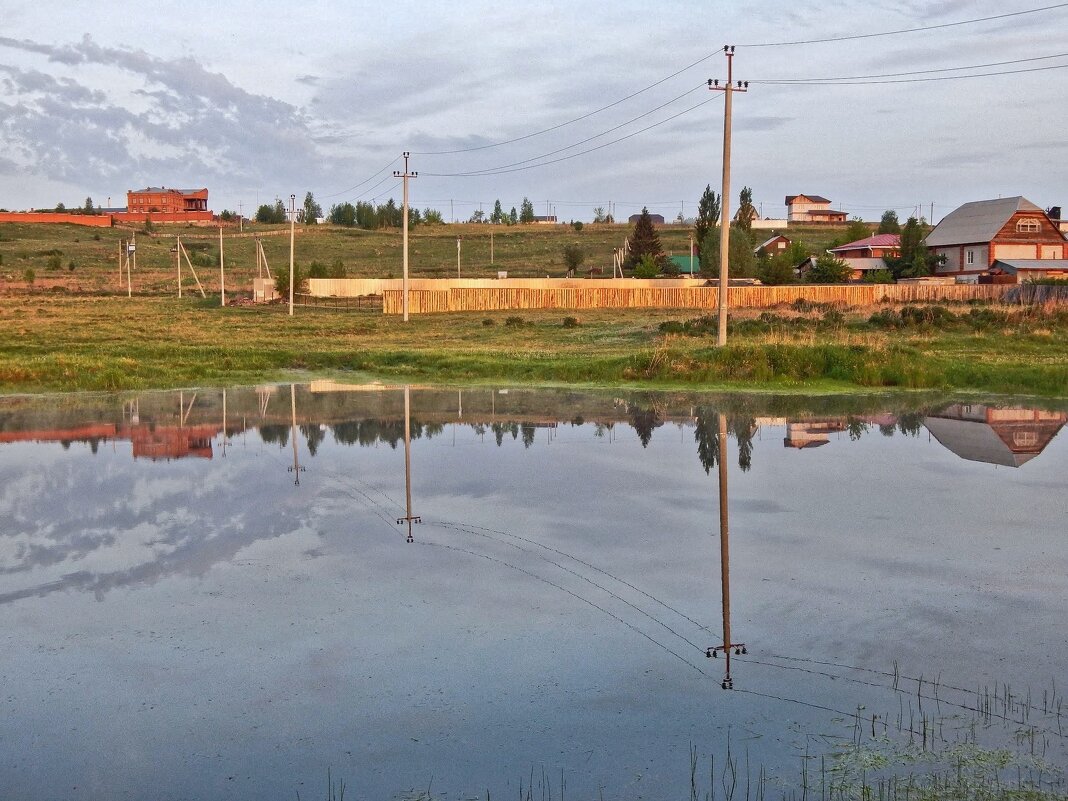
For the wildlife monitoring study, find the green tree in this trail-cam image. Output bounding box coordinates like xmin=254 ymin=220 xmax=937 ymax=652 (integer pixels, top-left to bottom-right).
xmin=255 ymin=201 xmax=286 ymax=224
xmin=329 ymin=202 xmax=357 ymax=226
xmin=693 ymin=184 xmax=720 ymax=257
xmin=735 ymin=186 xmax=755 ymax=233
xmin=423 ymin=208 xmax=444 ymax=225
xmin=563 ymin=243 xmax=585 ymax=276
xmin=884 ymin=216 xmax=938 ymax=278
xmin=878 ymin=210 xmax=901 ymax=235
xmin=699 ymin=226 xmax=755 ymax=278
xmin=302 ymin=192 xmax=323 ymax=224
xmin=519 ymin=197 xmax=535 ymax=224
xmin=633 ymin=253 xmax=660 ymax=278
xmin=491 ymin=199 xmax=504 ymax=224
xmin=862 ymin=268 xmax=895 ymax=284
xmin=508 ymin=207 xmax=518 ymax=225
xmin=55 ymin=202 xmax=66 ymax=212
xmin=626 ymin=207 xmax=666 ymax=270
xmin=845 ymin=216 xmax=869 ymax=242
xmin=82 ymin=196 xmax=95 ymax=215
xmin=805 ymin=253 xmax=852 ymax=283
xmin=593 ymin=206 xmax=607 ymax=223
xmin=272 ymin=263 xmax=308 ymax=298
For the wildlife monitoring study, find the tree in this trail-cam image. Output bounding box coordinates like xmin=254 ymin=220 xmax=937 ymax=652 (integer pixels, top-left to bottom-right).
xmin=468 ymin=209 xmax=486 ymax=224
xmin=519 ymin=197 xmax=535 ymax=224
xmin=845 ymin=216 xmax=869 ymax=243
xmin=735 ymin=186 xmax=755 ymax=233
xmin=423 ymin=208 xmax=444 ymax=225
xmin=626 ymin=207 xmax=666 ymax=270
xmin=693 ymin=185 xmax=721 ymax=256
xmin=83 ymin=196 xmax=95 ymax=215
xmin=508 ymin=207 xmax=518 ymax=225
xmin=563 ymin=244 xmax=585 ymax=277
xmin=884 ymin=216 xmax=939 ymax=278
xmin=272 ymin=262 xmax=308 ymax=298
xmin=55 ymin=202 xmax=66 ymax=212
xmin=805 ymin=253 xmax=852 ymax=283
xmin=593 ymin=206 xmax=607 ymax=223
xmin=699 ymin=226 xmax=755 ymax=278
xmin=633 ymin=253 xmax=660 ymax=278
xmin=878 ymin=210 xmax=901 ymax=235
xmin=255 ymin=200 xmax=286 ymax=224
xmin=491 ymin=200 xmax=505 ymax=224
xmin=329 ymin=202 xmax=357 ymax=226
xmin=302 ymin=192 xmax=323 ymax=225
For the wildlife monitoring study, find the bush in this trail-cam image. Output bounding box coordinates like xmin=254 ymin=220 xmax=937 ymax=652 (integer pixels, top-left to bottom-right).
xmin=562 ymin=316 xmax=579 ymax=328
xmin=272 ymin=264 xmax=308 ymax=298
xmin=46 ymin=254 xmax=62 ymax=270
xmin=633 ymin=253 xmax=659 ymax=279
xmin=67 ymin=260 xmax=76 ymax=272
xmin=658 ymin=320 xmax=685 ymax=334
xmin=504 ymin=316 xmax=524 ymax=327
xmin=862 ymin=269 xmax=895 ymax=284
xmin=562 ymin=243 xmax=585 ymax=275
xmin=482 ymin=318 xmax=495 ymax=326
xmin=93 ymin=233 xmax=101 ymax=241
xmin=571 ymin=221 xmax=583 ymax=232
xmin=22 ymin=268 xmax=34 ymax=284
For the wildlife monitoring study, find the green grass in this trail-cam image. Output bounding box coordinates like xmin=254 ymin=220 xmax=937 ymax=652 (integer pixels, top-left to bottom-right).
xmin=1 ymin=295 xmax=1066 ymax=396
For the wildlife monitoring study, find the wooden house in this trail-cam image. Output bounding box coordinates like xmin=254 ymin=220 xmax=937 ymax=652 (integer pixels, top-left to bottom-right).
xmin=785 ymin=194 xmax=847 ymax=223
xmin=828 ymin=233 xmax=899 ymax=279
xmin=925 ymin=196 xmax=1067 ymax=277
xmin=754 ymin=234 xmax=791 ymax=257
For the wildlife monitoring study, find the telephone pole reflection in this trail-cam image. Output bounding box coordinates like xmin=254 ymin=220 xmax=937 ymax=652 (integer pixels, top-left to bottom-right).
xmin=397 ymin=384 xmax=421 ymax=543
xmin=288 ymin=383 xmax=305 ymax=484
xmin=705 ymin=412 xmax=747 ymax=689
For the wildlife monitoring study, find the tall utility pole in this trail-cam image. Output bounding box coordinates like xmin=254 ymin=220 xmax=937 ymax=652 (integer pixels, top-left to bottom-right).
xmin=288 ymin=194 xmax=296 ymax=317
xmin=219 ymin=227 xmax=226 ymax=307
xmin=394 ymin=152 xmax=418 ymax=322
xmin=709 ymin=46 xmax=748 ymax=347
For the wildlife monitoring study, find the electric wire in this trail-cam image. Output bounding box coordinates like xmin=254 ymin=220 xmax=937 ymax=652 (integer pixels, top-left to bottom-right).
xmin=411 ymin=53 xmax=721 ymax=155
xmin=752 ymin=62 xmax=1068 ymax=86
xmin=421 ymin=82 xmax=707 ymax=178
xmin=320 ymin=156 xmax=400 ymax=200
xmin=421 ymin=96 xmax=718 ymax=178
xmin=751 ymin=52 xmax=1068 ymax=83
xmin=738 ymin=4 xmax=1068 ymax=47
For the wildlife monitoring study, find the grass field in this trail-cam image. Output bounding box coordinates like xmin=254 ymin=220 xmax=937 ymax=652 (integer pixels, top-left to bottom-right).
xmin=1 ymin=295 xmax=1066 ymax=396
xmin=0 ymin=220 xmax=849 ymax=295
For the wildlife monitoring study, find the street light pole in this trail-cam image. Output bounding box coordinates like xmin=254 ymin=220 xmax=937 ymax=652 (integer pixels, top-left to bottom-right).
xmin=288 ymin=194 xmax=296 ymax=317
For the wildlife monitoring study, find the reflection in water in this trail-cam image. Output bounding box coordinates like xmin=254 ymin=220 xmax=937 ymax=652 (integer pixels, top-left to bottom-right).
xmin=397 ymin=384 xmax=420 ymax=543
xmin=924 ymin=404 xmax=1067 ymax=467
xmin=704 ymin=413 xmax=747 ymax=689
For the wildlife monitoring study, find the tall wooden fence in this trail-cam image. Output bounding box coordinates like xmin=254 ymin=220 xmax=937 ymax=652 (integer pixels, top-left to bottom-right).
xmin=376 ymin=280 xmax=1015 ymax=315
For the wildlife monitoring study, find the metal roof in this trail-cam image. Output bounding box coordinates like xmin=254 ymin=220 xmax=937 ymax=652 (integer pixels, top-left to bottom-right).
xmin=785 ymin=194 xmax=831 ymax=204
xmin=925 ymin=196 xmax=1044 ymax=247
xmin=829 ymin=234 xmax=900 ymax=252
xmin=993 ymin=259 xmax=1068 ymax=273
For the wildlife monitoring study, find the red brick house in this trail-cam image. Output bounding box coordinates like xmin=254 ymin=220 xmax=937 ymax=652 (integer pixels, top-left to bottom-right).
xmin=925 ymin=196 xmax=1066 ymax=277
xmin=754 ymin=234 xmax=791 ymax=257
xmin=828 ymin=233 xmax=900 ymax=279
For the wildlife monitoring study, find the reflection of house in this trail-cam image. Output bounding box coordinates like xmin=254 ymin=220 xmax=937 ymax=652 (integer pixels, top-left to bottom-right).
xmin=785 ymin=194 xmax=847 ymax=223
xmin=784 ymin=420 xmax=847 ymax=448
xmin=828 ymin=233 xmax=899 ymax=278
xmin=923 ymin=405 xmax=1066 ymax=467
xmin=0 ymin=424 xmax=117 ymax=445
xmin=128 ymin=424 xmax=217 ymax=460
xmin=926 ymin=197 xmax=1067 ymax=277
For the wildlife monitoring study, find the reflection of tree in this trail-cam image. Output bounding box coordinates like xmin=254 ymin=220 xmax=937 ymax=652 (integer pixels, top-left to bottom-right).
xmin=521 ymin=423 xmax=536 ymax=448
xmin=695 ymin=409 xmax=754 ymax=473
xmin=259 ymin=424 xmax=290 ymax=447
xmin=898 ymin=412 xmax=924 ymax=437
xmin=879 ymin=422 xmax=896 ymax=437
xmin=300 ymin=424 xmax=325 ymax=457
xmin=629 ymin=405 xmax=662 ymax=448
xmin=847 ymin=417 xmax=868 ymax=441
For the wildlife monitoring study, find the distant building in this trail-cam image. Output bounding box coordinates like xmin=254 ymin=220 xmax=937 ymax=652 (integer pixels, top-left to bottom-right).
xmin=925 ymin=196 xmax=1067 ymax=277
xmin=531 ymin=215 xmax=558 ymax=224
xmin=754 ymin=234 xmax=791 ymax=257
xmin=828 ymin=233 xmax=900 ymax=279
xmin=628 ymin=212 xmax=665 ymax=225
xmin=127 ymin=187 xmax=209 ymax=214
xmin=785 ymin=194 xmax=847 ymax=223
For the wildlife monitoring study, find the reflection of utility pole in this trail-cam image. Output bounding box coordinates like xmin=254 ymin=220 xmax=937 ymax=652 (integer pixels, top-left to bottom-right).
xmin=706 ymin=412 xmax=747 ymax=689
xmin=288 ymin=383 xmax=305 ymax=484
xmin=709 ymin=46 xmax=748 ymax=347
xmin=397 ymin=384 xmax=421 ymax=543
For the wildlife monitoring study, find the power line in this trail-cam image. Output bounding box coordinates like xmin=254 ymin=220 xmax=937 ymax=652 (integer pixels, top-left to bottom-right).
xmin=422 ymin=83 xmax=706 ymax=178
xmin=411 ymin=53 xmax=721 ymax=155
xmin=751 ymin=51 xmax=1068 ymax=83
xmin=422 ymin=96 xmax=718 ymax=178
xmin=320 ymin=156 xmax=400 ymax=199
xmin=752 ymin=62 xmax=1068 ymax=85
xmin=739 ymin=3 xmax=1068 ymax=47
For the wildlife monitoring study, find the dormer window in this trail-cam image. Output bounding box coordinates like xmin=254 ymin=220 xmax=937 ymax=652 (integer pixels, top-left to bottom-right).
xmin=1016 ymin=218 xmax=1041 ymax=233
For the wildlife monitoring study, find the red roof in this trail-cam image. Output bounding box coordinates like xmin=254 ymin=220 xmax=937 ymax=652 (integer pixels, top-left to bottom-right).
xmin=829 ymin=233 xmax=900 ymax=253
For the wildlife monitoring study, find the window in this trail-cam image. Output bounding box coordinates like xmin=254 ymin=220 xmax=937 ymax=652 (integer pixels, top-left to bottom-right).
xmin=966 ymin=250 xmax=975 ymax=265
xmin=1016 ymin=218 xmax=1040 ymax=233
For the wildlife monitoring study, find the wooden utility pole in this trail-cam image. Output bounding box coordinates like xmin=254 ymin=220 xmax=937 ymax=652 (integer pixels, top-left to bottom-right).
xmin=394 ymin=152 xmax=417 ymax=321
xmin=176 ymin=233 xmax=182 ymax=298
xmin=709 ymin=46 xmax=748 ymax=347
xmin=288 ymin=194 xmax=296 ymax=317
xmin=219 ymin=227 xmax=226 ymax=307
xmin=456 ymin=236 xmax=462 ymax=278
xmin=397 ymin=384 xmax=420 ymax=542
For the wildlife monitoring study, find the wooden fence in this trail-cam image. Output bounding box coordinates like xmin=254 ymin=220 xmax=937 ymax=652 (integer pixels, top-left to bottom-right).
xmin=378 ymin=281 xmax=1015 ymax=315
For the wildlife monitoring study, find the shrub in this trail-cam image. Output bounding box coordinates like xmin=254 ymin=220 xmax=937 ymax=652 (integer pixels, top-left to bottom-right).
xmin=633 ymin=253 xmax=659 ymax=279
xmin=562 ymin=316 xmax=579 ymax=328
xmin=46 ymin=254 xmax=62 ymax=270
xmin=93 ymin=233 xmax=101 ymax=241
xmin=482 ymin=318 xmax=495 ymax=326
xmin=862 ymin=269 xmax=895 ymax=284
xmin=571 ymin=221 xmax=583 ymax=232
xmin=22 ymin=268 xmax=35 ymax=284
xmin=658 ymin=320 xmax=685 ymax=334
xmin=504 ymin=316 xmax=524 ymax=327
xmin=67 ymin=260 xmax=76 ymax=272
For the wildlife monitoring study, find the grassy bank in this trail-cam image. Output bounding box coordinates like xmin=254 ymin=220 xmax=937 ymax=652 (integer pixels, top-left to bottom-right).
xmin=1 ymin=295 xmax=1066 ymax=396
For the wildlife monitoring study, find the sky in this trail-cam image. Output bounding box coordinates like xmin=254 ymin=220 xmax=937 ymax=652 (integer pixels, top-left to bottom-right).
xmin=0 ymin=0 xmax=1065 ymax=223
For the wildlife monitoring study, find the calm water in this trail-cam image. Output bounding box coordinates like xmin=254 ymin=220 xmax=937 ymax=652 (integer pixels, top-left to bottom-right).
xmin=1 ymin=385 xmax=1066 ymax=800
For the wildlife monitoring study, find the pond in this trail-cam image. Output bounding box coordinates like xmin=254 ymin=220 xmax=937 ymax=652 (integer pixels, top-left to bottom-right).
xmin=1 ymin=384 xmax=1066 ymax=800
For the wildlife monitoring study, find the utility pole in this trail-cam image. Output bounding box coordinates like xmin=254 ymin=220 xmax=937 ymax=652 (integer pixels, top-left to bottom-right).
xmin=490 ymin=227 xmax=494 ymax=264
xmin=456 ymin=236 xmax=462 ymax=278
xmin=394 ymin=152 xmax=418 ymax=322
xmin=176 ymin=233 xmax=182 ymax=299
xmin=288 ymin=193 xmax=296 ymax=317
xmin=219 ymin=227 xmax=226 ymax=307
xmin=709 ymin=46 xmax=748 ymax=347
xmin=238 ymin=202 xmax=244 ymax=233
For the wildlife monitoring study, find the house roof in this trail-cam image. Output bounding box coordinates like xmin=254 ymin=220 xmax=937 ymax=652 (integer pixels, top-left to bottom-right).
xmin=755 ymin=235 xmax=790 ymax=252
xmin=829 ymin=234 xmax=900 ymax=253
xmin=924 ymin=416 xmax=1043 ymax=467
xmin=992 ymin=259 xmax=1068 ymax=273
xmin=668 ymin=254 xmax=699 ymax=274
xmin=838 ymin=257 xmax=888 ymax=272
xmin=785 ymin=194 xmax=831 ymax=204
xmin=925 ymin=196 xmax=1045 ymax=247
